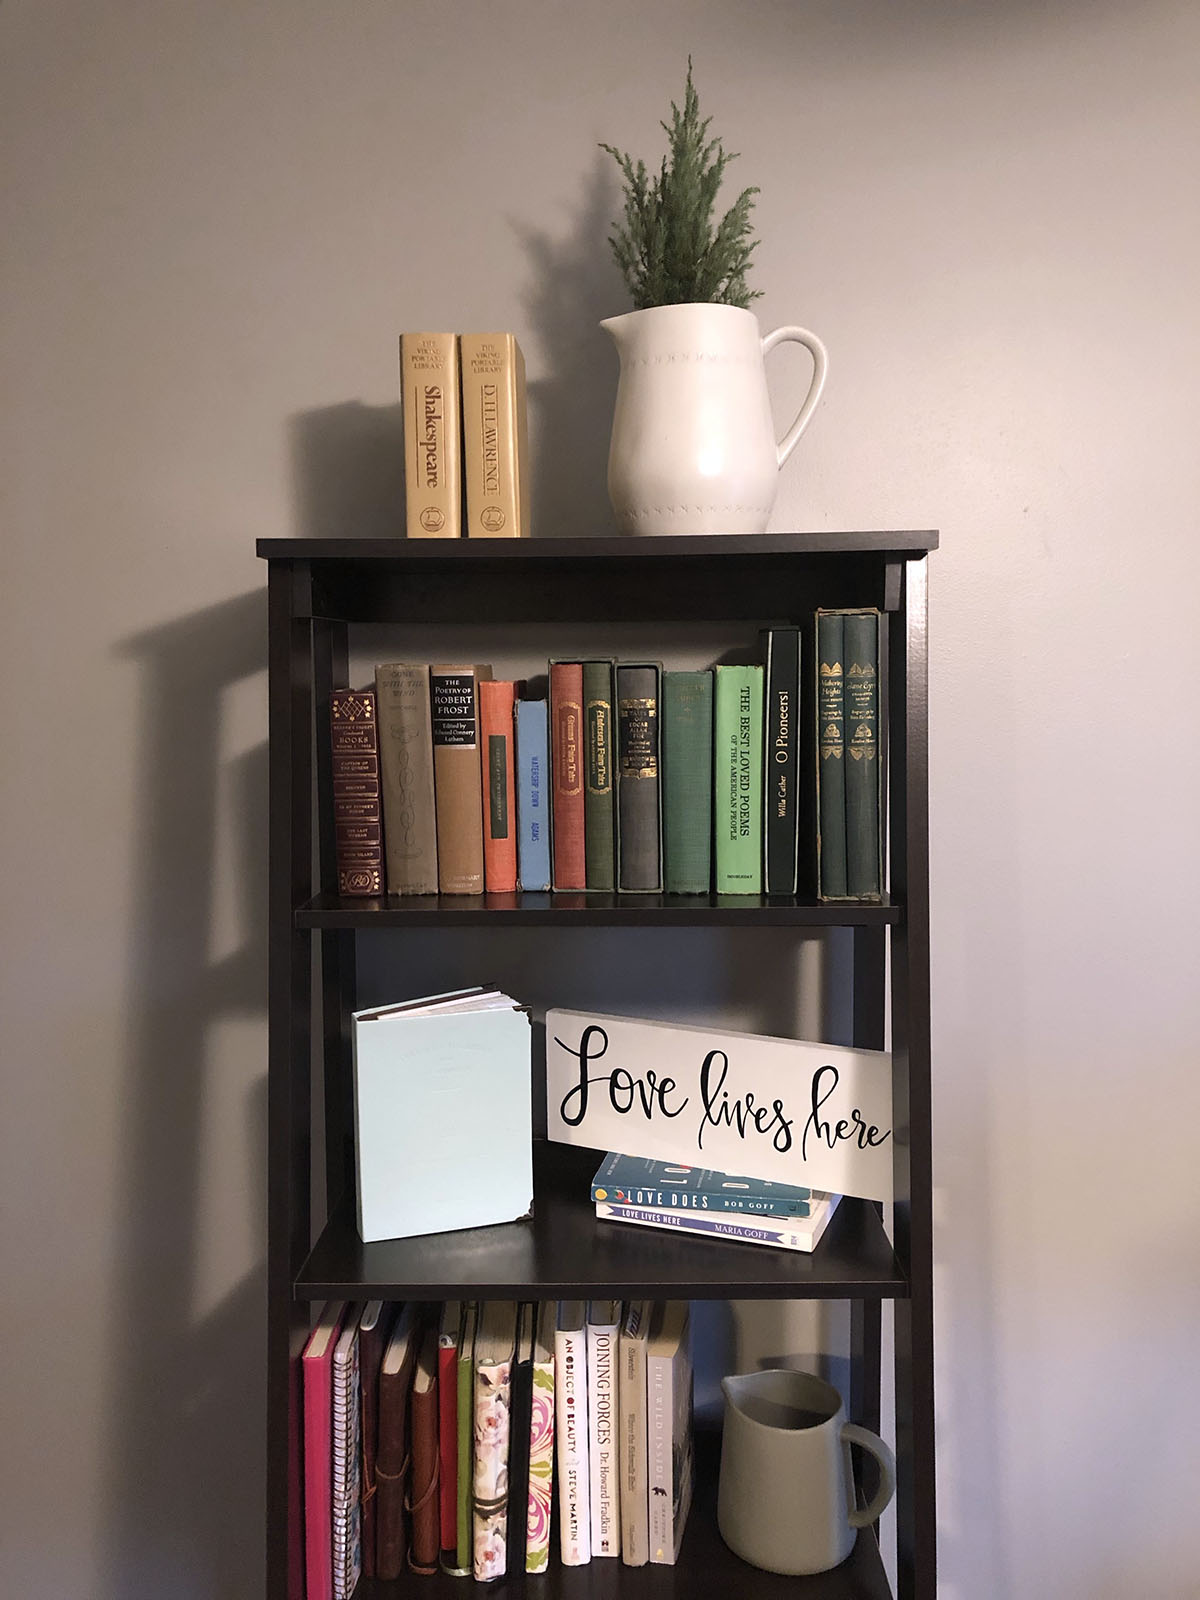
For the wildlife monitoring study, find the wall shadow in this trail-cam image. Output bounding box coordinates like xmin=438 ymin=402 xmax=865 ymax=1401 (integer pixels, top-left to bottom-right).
xmin=514 ymin=150 xmax=625 ymax=539
xmin=289 ymin=400 xmax=406 ymax=541
xmin=103 ymin=591 xmax=270 ymax=1599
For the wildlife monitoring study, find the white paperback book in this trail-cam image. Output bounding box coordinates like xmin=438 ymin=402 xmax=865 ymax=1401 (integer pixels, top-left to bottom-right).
xmin=554 ymin=1301 xmax=591 ymax=1565
xmin=352 ymin=986 xmax=532 ymax=1243
xmin=586 ymin=1300 xmax=621 ymax=1557
xmin=595 ymin=1193 xmax=842 ymax=1254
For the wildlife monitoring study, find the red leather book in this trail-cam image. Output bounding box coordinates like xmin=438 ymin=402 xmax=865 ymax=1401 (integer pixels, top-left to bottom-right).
xmin=302 ymin=1301 xmax=348 ymax=1600
xmin=358 ymin=1301 xmax=398 ymax=1578
xmin=409 ymin=1326 xmax=441 ymax=1574
xmin=550 ymin=660 xmax=586 ymax=889
xmin=479 ymin=680 xmax=519 ymax=892
xmin=375 ymin=1305 xmax=419 ymax=1580
xmin=330 ymin=689 xmax=383 ymax=895
xmin=437 ymin=1303 xmax=461 ymax=1557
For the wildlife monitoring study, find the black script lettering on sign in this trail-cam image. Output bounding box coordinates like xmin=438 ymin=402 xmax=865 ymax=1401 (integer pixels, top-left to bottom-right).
xmin=801 ymin=1064 xmax=891 ymax=1160
xmin=698 ymin=1050 xmax=794 ymax=1153
xmin=555 ymin=1024 xmax=689 ymax=1127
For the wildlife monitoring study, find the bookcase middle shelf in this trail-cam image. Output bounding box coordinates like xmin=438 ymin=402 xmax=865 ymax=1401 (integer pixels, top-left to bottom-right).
xmin=295 ymin=891 xmax=903 ymax=929
xmin=293 ymin=1143 xmax=907 ymax=1304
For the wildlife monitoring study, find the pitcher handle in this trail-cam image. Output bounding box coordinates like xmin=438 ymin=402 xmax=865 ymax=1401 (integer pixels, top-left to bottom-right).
xmin=841 ymin=1422 xmax=897 ymax=1528
xmin=762 ymin=325 xmax=829 ymax=468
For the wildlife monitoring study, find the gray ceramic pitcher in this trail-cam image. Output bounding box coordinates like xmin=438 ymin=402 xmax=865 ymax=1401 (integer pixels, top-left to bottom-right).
xmin=718 ymin=1368 xmax=896 ymax=1575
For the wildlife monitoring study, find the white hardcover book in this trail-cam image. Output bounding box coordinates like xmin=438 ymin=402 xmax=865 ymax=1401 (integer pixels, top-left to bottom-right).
xmin=331 ymin=1304 xmax=364 ymax=1600
xmin=352 ymin=987 xmax=532 ymax=1242
xmin=586 ymin=1300 xmax=621 ymax=1557
xmin=554 ymin=1301 xmax=591 ymax=1565
xmin=618 ymin=1300 xmax=652 ymax=1566
xmin=647 ymin=1302 xmax=693 ymax=1566
xmin=596 ymin=1193 xmax=841 ymax=1254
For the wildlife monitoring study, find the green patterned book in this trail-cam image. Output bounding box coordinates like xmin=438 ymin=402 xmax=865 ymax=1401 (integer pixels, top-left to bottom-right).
xmin=844 ymin=610 xmax=882 ymax=897
xmin=662 ymin=670 xmax=713 ymax=894
xmin=714 ymin=664 xmax=763 ymax=894
xmin=816 ymin=612 xmax=847 ymax=897
xmin=583 ymin=660 xmax=616 ymax=891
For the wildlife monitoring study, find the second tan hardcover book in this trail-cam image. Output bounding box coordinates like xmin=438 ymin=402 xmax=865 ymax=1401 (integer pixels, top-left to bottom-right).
xmin=460 ymin=332 xmax=530 ymax=538
xmin=401 ymin=332 xmax=461 ymax=538
xmin=430 ymin=663 xmax=491 ymax=893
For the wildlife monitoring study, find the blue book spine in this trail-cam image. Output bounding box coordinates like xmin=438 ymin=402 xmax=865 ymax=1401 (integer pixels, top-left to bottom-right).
xmin=591 ymin=1152 xmax=811 ymax=1216
xmin=516 ymin=699 xmax=551 ymax=891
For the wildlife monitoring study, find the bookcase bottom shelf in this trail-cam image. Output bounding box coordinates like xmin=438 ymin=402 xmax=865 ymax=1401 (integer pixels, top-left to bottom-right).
xmin=350 ymin=1433 xmax=889 ymax=1600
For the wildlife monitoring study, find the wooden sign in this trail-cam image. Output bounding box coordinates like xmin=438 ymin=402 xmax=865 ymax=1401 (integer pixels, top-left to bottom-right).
xmin=545 ymin=1009 xmax=893 ymax=1204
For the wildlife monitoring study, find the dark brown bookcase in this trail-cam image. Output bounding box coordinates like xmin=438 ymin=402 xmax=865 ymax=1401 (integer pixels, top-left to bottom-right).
xmin=259 ymin=531 xmax=937 ymax=1600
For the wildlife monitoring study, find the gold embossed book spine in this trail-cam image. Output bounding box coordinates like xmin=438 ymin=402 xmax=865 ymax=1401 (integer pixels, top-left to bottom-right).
xmin=460 ymin=332 xmax=530 ymax=538
xmin=400 ymin=332 xmax=462 ymax=539
xmin=330 ymin=689 xmax=383 ymax=896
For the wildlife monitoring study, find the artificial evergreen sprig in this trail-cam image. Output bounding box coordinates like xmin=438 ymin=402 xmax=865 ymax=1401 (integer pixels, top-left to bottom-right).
xmin=600 ymin=59 xmax=762 ymax=310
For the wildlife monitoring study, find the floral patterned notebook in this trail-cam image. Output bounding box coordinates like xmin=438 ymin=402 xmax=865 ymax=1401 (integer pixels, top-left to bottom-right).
xmin=525 ymin=1303 xmax=556 ymax=1572
xmin=472 ymin=1301 xmax=517 ymax=1581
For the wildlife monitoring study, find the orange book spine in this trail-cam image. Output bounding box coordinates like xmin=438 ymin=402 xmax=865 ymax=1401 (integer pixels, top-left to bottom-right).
xmin=479 ymin=680 xmax=518 ymax=892
xmin=551 ymin=661 xmax=586 ymax=890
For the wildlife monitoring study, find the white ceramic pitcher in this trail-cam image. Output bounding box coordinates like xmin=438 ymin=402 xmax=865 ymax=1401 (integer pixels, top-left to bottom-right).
xmin=601 ymin=302 xmax=827 ymax=536
xmin=718 ymin=1368 xmax=895 ymax=1576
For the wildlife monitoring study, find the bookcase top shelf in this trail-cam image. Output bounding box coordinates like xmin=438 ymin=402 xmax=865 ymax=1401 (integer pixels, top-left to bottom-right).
xmin=297 ymin=891 xmax=901 ymax=929
xmin=257 ymin=530 xmax=938 ymax=562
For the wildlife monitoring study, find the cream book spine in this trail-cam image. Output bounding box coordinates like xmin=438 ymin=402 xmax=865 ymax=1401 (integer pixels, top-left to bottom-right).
xmin=400 ymin=332 xmax=461 ymax=538
xmin=587 ymin=1300 xmax=621 ymax=1557
xmin=554 ymin=1301 xmax=591 ymax=1565
xmin=618 ymin=1300 xmax=651 ymax=1566
xmin=460 ymin=332 xmax=530 ymax=538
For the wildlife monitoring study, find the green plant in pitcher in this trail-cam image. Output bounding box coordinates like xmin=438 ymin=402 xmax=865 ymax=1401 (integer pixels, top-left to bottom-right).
xmin=600 ymin=58 xmax=762 ymax=310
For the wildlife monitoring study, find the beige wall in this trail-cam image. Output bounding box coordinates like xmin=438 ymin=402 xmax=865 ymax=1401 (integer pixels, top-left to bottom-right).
xmin=3 ymin=3 xmax=1198 ymax=1596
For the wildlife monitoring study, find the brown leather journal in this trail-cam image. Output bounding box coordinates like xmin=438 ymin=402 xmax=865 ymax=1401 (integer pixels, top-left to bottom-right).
xmin=408 ymin=1326 xmax=441 ymax=1574
xmin=375 ymin=1305 xmax=418 ymax=1580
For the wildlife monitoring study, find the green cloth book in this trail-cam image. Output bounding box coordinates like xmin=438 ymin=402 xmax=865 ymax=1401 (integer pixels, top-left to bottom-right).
xmin=714 ymin=664 xmax=763 ymax=894
xmin=454 ymin=1301 xmax=478 ymax=1574
xmin=844 ymin=610 xmax=881 ymax=897
xmin=816 ymin=612 xmax=847 ymax=897
xmin=583 ymin=659 xmax=616 ymax=891
xmin=662 ymin=669 xmax=713 ymax=894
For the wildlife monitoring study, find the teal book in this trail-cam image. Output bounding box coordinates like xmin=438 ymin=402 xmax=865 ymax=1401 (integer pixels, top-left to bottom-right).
xmin=352 ymin=988 xmax=532 ymax=1242
xmin=816 ymin=612 xmax=847 ymax=897
xmin=591 ymin=1151 xmax=811 ymax=1216
xmin=583 ymin=660 xmax=616 ymax=891
xmin=843 ymin=610 xmax=882 ymax=897
xmin=662 ymin=670 xmax=713 ymax=894
xmin=713 ymin=664 xmax=763 ymax=894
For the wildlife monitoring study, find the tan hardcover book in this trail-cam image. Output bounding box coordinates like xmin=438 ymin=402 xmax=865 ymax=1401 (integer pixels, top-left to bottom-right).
xmin=460 ymin=332 xmax=530 ymax=538
xmin=375 ymin=663 xmax=438 ymax=895
xmin=430 ymin=663 xmax=492 ymax=893
xmin=401 ymin=332 xmax=462 ymax=538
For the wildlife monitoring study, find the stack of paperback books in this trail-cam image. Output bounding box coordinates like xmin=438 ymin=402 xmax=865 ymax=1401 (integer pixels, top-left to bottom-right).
xmin=296 ymin=1295 xmax=694 ymax=1596
xmin=591 ymin=1151 xmax=842 ymax=1254
xmin=327 ymin=611 xmax=883 ymax=903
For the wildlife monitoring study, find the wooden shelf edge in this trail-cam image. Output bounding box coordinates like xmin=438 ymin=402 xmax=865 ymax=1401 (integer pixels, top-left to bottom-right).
xmin=295 ymin=891 xmax=901 ymax=929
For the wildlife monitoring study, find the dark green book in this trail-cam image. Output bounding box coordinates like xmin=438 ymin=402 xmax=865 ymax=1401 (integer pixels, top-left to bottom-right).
xmin=616 ymin=662 xmax=662 ymax=891
xmin=844 ymin=610 xmax=882 ymax=897
xmin=816 ymin=612 xmax=847 ymax=897
xmin=763 ymin=628 xmax=801 ymax=894
xmin=662 ymin=669 xmax=713 ymax=894
xmin=714 ymin=664 xmax=764 ymax=894
xmin=583 ymin=660 xmax=616 ymax=891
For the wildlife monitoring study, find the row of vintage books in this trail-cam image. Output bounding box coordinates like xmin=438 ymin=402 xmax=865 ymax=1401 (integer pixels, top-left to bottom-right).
xmin=329 ymin=608 xmax=883 ymax=903
xmin=400 ymin=331 xmax=529 ymax=540
xmin=299 ymin=1297 xmax=693 ymax=1600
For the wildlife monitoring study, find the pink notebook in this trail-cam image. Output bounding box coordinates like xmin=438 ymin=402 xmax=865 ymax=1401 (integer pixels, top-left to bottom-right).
xmin=302 ymin=1301 xmax=347 ymax=1600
